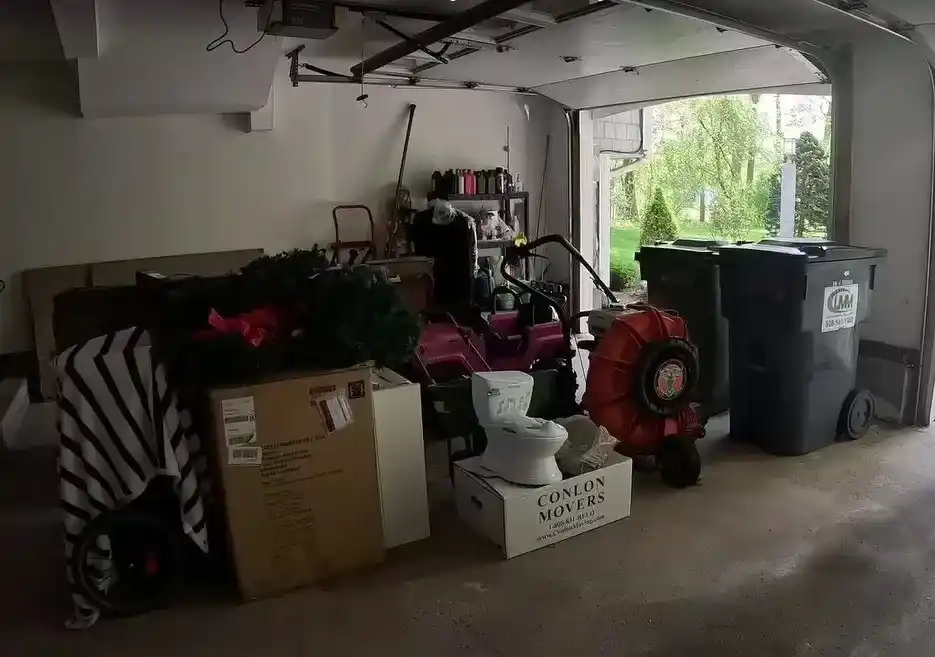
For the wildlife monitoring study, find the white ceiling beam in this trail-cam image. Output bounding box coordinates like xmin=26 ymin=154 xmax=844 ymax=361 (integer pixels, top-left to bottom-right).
xmin=248 ymin=84 xmax=274 ymax=133
xmin=49 ymin=0 xmax=101 ymax=59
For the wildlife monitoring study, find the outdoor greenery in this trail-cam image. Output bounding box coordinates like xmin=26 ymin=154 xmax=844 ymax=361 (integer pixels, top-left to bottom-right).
xmin=639 ymin=188 xmax=678 ymax=245
xmin=762 ymin=132 xmax=830 ymax=237
xmin=763 ymin=171 xmax=782 ymax=237
xmin=609 ymin=260 xmax=638 ymax=291
xmin=609 ymin=94 xmax=831 ymax=291
xmin=793 ymin=132 xmax=831 ymax=236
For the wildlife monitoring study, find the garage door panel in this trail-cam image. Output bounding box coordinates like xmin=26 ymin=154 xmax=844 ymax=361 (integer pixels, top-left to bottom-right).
xmin=423 ymin=4 xmax=766 ymax=88
xmin=535 ymin=45 xmax=824 ymax=109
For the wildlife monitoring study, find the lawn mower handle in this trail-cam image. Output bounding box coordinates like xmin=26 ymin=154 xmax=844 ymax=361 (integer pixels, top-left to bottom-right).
xmin=500 ymin=234 xmax=618 ymax=345
xmin=503 ymin=234 xmax=618 ymax=305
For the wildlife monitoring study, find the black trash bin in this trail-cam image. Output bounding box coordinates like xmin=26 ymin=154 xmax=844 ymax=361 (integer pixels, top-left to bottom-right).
xmin=718 ymin=242 xmax=886 ymax=455
xmin=636 ymin=238 xmax=730 ymax=416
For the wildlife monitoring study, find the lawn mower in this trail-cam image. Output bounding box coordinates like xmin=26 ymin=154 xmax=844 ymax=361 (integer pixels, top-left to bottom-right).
xmin=407 ymin=208 xmax=572 ymax=388
xmin=426 ymin=233 xmax=706 ymax=488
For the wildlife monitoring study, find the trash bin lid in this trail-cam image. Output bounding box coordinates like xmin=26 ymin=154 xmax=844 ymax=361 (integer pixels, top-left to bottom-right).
xmin=758 ymin=237 xmax=833 ymax=247
xmin=635 ymin=238 xmax=727 ymax=262
xmin=719 ymin=242 xmax=886 ymax=264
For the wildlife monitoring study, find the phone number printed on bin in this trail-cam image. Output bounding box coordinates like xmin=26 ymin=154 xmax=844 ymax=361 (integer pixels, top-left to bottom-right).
xmin=821 ymin=283 xmax=859 ymax=333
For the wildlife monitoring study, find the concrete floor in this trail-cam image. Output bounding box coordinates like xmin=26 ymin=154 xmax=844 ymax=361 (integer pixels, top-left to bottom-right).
xmin=4 ymin=418 xmax=935 ymax=656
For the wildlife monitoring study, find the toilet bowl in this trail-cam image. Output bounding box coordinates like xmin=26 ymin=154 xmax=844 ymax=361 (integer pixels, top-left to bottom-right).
xmin=472 ymin=372 xmax=567 ymax=486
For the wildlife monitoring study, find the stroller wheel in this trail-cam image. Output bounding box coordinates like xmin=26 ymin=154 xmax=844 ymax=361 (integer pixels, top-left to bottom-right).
xmin=71 ymin=509 xmax=184 ymax=617
xmin=657 ymin=436 xmax=701 ymax=489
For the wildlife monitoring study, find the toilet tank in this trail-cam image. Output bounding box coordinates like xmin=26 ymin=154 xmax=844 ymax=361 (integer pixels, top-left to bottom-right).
xmin=471 ymin=371 xmax=533 ymax=423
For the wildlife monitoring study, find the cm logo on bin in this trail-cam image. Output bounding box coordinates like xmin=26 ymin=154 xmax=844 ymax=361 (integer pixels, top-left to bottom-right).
xmin=827 ymin=287 xmax=855 ymax=314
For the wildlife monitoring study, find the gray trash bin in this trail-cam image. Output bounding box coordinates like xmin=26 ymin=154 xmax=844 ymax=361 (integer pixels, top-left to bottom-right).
xmin=718 ymin=242 xmax=886 ymax=455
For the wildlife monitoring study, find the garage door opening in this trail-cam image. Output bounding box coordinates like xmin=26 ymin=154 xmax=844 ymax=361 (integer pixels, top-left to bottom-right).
xmin=599 ymin=93 xmax=833 ymax=299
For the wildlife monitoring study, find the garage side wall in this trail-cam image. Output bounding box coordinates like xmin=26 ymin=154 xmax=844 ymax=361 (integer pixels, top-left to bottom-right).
xmin=0 ymin=61 xmax=555 ymax=355
xmin=845 ymin=35 xmax=935 ymax=423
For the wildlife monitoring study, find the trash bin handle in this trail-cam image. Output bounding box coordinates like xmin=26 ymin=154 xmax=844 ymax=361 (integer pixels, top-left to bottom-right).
xmin=799 ymin=244 xmax=827 ymax=257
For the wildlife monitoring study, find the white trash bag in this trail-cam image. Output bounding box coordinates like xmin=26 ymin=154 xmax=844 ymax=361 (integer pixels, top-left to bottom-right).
xmin=554 ymin=415 xmax=619 ymax=477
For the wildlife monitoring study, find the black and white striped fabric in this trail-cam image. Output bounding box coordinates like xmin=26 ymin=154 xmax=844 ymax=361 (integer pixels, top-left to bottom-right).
xmin=56 ymin=327 xmax=209 ymax=629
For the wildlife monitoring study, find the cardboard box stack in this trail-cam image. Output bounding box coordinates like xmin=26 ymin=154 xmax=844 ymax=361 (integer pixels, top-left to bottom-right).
xmin=208 ymin=365 xmax=384 ymax=600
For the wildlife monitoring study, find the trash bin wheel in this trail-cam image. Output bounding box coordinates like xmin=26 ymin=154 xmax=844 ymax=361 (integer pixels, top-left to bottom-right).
xmin=839 ymin=389 xmax=875 ymax=440
xmin=657 ymin=435 xmax=701 ymax=489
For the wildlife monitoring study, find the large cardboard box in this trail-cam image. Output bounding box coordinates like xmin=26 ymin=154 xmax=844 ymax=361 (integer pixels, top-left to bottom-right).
xmin=454 ymin=453 xmax=632 ymax=558
xmin=209 ymin=365 xmax=384 ymax=600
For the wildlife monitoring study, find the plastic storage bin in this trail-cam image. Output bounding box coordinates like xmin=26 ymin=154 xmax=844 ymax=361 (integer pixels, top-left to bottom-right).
xmin=635 ymin=238 xmax=730 ymax=415
xmin=718 ymin=242 xmax=885 ymax=455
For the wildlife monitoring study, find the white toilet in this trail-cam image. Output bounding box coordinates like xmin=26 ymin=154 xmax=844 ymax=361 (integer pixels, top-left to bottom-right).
xmin=472 ymin=371 xmax=567 ymax=486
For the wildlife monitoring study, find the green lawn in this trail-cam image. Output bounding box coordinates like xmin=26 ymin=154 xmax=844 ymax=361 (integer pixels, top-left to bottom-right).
xmin=611 ymin=224 xmax=769 ymax=271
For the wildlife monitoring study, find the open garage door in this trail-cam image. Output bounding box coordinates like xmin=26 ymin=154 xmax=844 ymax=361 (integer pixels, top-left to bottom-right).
xmin=536 ymin=46 xmax=824 ymax=110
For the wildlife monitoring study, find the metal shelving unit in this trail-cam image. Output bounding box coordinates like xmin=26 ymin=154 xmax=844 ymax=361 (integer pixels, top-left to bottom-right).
xmin=441 ymin=192 xmax=531 ymax=281
xmin=441 ymin=191 xmax=530 ymax=237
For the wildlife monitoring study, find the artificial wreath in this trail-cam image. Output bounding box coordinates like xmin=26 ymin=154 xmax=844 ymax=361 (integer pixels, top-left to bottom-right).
xmin=150 ymin=248 xmax=420 ymax=388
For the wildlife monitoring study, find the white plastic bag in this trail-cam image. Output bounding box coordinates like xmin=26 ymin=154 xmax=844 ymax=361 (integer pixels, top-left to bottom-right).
xmin=554 ymin=415 xmax=619 ymax=476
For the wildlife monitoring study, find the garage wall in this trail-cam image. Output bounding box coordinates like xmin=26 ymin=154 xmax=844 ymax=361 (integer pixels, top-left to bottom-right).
xmin=0 ymin=61 xmax=556 ymax=354
xmin=845 ymin=34 xmax=935 ymax=422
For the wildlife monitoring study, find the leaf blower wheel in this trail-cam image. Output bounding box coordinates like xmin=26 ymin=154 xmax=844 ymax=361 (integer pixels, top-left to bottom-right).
xmin=657 ymin=435 xmax=701 ymax=488
xmin=634 ymin=338 xmax=699 ymax=417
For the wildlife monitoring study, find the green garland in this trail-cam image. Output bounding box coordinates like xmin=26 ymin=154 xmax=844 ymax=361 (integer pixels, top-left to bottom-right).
xmin=152 ymin=249 xmax=420 ymax=388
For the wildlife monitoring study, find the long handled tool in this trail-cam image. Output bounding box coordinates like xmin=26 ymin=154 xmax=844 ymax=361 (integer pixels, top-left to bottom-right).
xmin=386 ymin=104 xmax=417 ymax=257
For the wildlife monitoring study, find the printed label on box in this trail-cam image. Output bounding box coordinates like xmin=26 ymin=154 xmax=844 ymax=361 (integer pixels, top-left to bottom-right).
xmin=821 ymin=283 xmax=859 ymax=333
xmin=222 ymin=397 xmax=257 ymax=446
xmin=318 ymin=393 xmax=354 ymax=434
xmin=228 ymin=446 xmax=262 ymax=465
xmin=347 ymin=379 xmax=366 ymax=400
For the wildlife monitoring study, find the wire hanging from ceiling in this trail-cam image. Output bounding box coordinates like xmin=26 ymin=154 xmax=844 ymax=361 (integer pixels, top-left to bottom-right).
xmin=206 ymin=0 xmax=274 ymax=54
xmin=356 ymin=15 xmax=369 ymax=108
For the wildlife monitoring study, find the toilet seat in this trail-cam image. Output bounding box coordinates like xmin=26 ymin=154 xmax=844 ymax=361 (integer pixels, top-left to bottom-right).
xmin=487 ymin=417 xmax=566 ymax=441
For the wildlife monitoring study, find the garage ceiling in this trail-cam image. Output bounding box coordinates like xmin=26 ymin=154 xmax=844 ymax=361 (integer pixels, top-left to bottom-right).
xmin=379 ymin=6 xmax=767 ymax=88
xmin=16 ymin=0 xmax=844 ymax=116
xmin=291 ymin=0 xmax=827 ymax=108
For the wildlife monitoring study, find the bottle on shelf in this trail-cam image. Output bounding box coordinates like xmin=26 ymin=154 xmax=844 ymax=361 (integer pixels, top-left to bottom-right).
xmin=456 ymin=169 xmax=465 ymax=195
xmin=514 ymin=174 xmax=524 ymax=192
xmin=474 ymin=170 xmax=483 ymax=196
xmin=431 ymin=170 xmax=443 ymax=194
xmin=465 ymin=168 xmax=474 ymax=195
xmin=505 ymin=170 xmax=514 ymax=193
xmin=443 ymin=169 xmax=455 ymax=196
xmin=495 ymin=167 xmax=505 ymax=194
